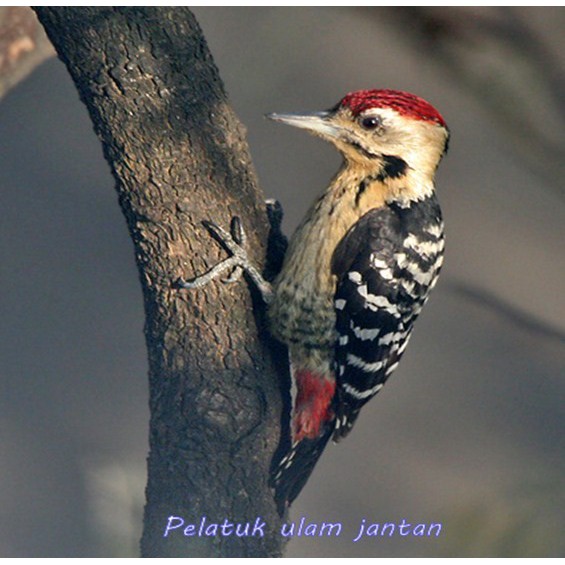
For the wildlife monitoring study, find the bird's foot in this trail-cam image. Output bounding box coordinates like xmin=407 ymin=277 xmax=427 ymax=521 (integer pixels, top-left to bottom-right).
xmin=265 ymin=198 xmax=284 ymax=231
xmin=264 ymin=199 xmax=288 ymax=281
xmin=176 ymin=217 xmax=273 ymax=304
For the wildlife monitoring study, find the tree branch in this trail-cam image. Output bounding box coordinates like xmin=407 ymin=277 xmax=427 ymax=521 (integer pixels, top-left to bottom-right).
xmin=0 ymin=7 xmax=54 ymax=101
xmin=448 ymin=281 xmax=565 ymax=345
xmin=34 ymin=7 xmax=287 ymax=557
xmin=377 ymin=7 xmax=565 ymax=194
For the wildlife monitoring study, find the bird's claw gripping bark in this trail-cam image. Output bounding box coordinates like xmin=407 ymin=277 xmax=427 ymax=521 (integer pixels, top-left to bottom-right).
xmin=265 ymin=198 xmax=284 ymax=231
xmin=177 ymin=216 xmax=273 ymax=303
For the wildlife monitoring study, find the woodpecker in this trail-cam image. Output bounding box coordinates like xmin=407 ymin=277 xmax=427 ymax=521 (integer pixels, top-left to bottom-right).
xmin=178 ymin=89 xmax=449 ymax=516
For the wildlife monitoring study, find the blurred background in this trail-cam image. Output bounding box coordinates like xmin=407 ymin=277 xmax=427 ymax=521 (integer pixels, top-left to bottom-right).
xmin=0 ymin=7 xmax=563 ymax=557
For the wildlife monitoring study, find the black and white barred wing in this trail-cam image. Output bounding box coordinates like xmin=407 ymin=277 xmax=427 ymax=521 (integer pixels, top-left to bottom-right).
xmin=331 ymin=207 xmax=438 ymax=441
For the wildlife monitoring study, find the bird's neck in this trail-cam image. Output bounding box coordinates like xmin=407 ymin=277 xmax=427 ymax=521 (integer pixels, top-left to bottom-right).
xmin=286 ymin=156 xmax=438 ymax=266
xmin=329 ymin=156 xmax=436 ymax=214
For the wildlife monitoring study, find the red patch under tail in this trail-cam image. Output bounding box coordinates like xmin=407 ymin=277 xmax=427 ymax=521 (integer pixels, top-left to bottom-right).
xmin=292 ymin=369 xmax=336 ymax=443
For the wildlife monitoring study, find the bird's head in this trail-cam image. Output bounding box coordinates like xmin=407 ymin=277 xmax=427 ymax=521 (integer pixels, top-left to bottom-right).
xmin=268 ymin=89 xmax=449 ymax=203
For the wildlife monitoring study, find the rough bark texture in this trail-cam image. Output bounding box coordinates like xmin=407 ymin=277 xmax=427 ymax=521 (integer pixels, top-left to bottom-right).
xmin=34 ymin=7 xmax=287 ymax=557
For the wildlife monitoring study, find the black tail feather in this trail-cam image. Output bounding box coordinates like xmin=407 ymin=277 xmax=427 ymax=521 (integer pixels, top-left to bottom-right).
xmin=269 ymin=419 xmax=336 ymax=517
xmin=332 ymin=404 xmax=361 ymax=442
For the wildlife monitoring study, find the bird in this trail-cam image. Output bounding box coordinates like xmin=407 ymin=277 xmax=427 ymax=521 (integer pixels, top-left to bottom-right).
xmin=178 ymin=89 xmax=450 ymax=516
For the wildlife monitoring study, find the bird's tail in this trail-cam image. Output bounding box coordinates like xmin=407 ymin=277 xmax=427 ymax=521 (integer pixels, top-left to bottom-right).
xmin=269 ymin=417 xmax=335 ymax=517
xmin=332 ymin=403 xmax=361 ymax=442
xmin=269 ymin=365 xmax=337 ymax=516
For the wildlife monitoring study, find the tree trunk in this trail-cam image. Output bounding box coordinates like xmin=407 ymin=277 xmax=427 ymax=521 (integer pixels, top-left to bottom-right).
xmin=34 ymin=7 xmax=287 ymax=557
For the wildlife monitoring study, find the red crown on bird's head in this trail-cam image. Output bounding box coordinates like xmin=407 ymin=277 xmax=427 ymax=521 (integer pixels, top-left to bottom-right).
xmin=340 ymin=89 xmax=447 ymax=128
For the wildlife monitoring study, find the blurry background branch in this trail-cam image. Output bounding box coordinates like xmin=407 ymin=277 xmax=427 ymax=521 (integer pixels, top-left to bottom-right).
xmin=449 ymin=282 xmax=565 ymax=346
xmin=378 ymin=7 xmax=565 ymax=194
xmin=0 ymin=7 xmax=54 ymax=101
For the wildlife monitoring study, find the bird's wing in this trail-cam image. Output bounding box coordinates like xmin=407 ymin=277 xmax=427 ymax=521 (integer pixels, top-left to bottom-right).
xmin=331 ymin=207 xmax=416 ymax=440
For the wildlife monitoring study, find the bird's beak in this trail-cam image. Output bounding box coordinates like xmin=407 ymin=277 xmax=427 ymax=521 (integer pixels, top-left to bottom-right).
xmin=266 ymin=111 xmax=341 ymax=139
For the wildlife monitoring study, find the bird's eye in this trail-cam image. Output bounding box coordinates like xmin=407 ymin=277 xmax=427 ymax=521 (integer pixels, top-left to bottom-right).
xmin=360 ymin=115 xmax=381 ymax=130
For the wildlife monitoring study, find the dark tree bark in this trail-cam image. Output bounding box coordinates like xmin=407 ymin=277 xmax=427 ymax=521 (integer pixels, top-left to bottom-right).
xmin=34 ymin=7 xmax=287 ymax=557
